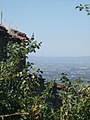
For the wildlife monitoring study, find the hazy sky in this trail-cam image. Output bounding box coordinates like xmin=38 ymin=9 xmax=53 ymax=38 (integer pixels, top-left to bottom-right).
xmin=0 ymin=0 xmax=90 ymax=57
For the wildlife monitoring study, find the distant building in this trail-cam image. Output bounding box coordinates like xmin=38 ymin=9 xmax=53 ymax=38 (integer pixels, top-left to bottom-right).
xmin=0 ymin=25 xmax=29 ymax=68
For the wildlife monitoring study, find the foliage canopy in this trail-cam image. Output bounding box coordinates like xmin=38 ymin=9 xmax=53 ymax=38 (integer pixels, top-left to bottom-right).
xmin=0 ymin=34 xmax=90 ymax=120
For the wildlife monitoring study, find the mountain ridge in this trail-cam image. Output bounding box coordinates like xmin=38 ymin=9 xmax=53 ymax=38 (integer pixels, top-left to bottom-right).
xmin=28 ymin=55 xmax=90 ymax=63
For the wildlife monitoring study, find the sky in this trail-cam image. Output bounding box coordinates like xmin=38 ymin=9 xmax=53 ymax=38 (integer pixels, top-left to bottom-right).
xmin=0 ymin=0 xmax=90 ymax=57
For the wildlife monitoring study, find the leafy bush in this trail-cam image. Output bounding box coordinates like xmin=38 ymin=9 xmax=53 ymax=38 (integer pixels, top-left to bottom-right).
xmin=0 ymin=36 xmax=90 ymax=120
xmin=59 ymin=75 xmax=90 ymax=120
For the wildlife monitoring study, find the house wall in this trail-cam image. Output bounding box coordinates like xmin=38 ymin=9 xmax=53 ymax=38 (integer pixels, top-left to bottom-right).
xmin=0 ymin=25 xmax=28 ymax=68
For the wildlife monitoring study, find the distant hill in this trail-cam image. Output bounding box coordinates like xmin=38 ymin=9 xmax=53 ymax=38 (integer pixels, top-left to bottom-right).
xmin=28 ymin=56 xmax=90 ymax=64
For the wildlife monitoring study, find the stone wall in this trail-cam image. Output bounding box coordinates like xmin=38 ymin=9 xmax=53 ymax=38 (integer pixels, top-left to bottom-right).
xmin=0 ymin=25 xmax=29 ymax=68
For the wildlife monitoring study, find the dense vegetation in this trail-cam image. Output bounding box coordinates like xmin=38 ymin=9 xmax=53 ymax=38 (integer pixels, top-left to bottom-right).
xmin=0 ymin=34 xmax=90 ymax=120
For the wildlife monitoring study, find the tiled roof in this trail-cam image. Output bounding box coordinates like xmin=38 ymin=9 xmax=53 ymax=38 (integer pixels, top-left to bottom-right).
xmin=7 ymin=28 xmax=29 ymax=42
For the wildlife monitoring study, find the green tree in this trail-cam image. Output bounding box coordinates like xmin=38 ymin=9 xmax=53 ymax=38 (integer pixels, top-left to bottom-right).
xmin=0 ymin=30 xmax=90 ymax=120
xmin=0 ymin=35 xmax=44 ymax=119
xmin=0 ymin=34 xmax=60 ymax=120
